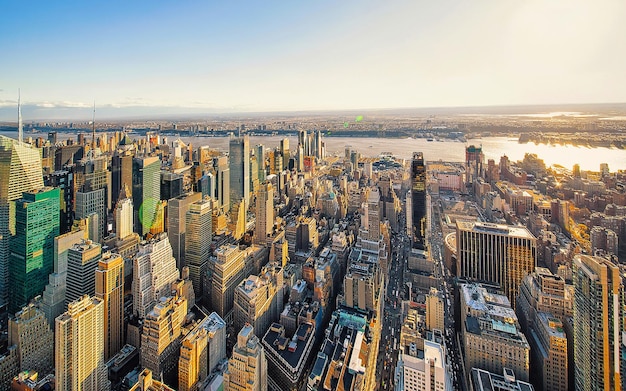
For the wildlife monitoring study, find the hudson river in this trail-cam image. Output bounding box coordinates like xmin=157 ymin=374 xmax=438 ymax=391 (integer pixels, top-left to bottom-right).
xmin=4 ymin=131 xmax=626 ymax=171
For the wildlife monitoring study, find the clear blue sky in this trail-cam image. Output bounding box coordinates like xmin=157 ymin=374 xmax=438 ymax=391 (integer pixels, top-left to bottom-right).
xmin=1 ymin=0 xmax=625 ymax=119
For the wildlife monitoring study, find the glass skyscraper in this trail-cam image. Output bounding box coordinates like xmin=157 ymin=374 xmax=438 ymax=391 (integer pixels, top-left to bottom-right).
xmin=9 ymin=187 xmax=60 ymax=313
xmin=132 ymin=156 xmax=161 ymax=236
xmin=229 ymin=135 xmax=250 ymax=210
xmin=0 ymin=135 xmax=44 ymax=310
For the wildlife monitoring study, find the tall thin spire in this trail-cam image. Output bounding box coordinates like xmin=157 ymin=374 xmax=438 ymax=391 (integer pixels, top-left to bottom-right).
xmin=17 ymin=89 xmax=23 ymax=143
xmin=91 ymin=100 xmax=96 ymax=152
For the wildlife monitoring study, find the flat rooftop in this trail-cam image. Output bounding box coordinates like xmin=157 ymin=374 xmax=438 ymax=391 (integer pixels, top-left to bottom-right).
xmin=457 ymin=221 xmax=535 ymax=240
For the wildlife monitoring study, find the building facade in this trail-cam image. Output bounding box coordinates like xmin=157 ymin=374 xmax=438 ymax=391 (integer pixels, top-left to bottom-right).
xmin=56 ymin=295 xmax=110 ymax=391
xmin=456 ymin=221 xmax=537 ymax=307
xmin=573 ymin=255 xmax=623 ymax=391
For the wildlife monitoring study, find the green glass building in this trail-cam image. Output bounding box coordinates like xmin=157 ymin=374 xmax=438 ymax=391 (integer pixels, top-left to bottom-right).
xmin=9 ymin=187 xmax=60 ymax=313
xmin=132 ymin=156 xmax=161 ymax=236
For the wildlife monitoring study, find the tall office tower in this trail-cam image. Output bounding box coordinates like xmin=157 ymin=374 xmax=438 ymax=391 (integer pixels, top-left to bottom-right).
xmin=133 ymin=156 xmax=161 ymax=236
xmin=178 ymin=312 xmax=227 ymax=391
xmin=111 ymin=146 xmax=134 ymax=204
xmin=394 ymin=339 xmax=451 ymax=391
xmin=233 ymin=262 xmax=284 ymax=338
xmin=460 ymin=284 xmax=530 ymax=382
xmin=426 ymin=287 xmax=445 ymax=332
xmin=342 ymin=261 xmax=382 ymax=313
xmin=296 ymin=145 xmax=304 ymax=172
xmin=573 ymin=254 xmax=623 ymax=391
xmin=56 ymin=295 xmax=110 ymax=391
xmin=133 ymin=233 xmax=180 ymax=318
xmin=9 ymin=304 xmax=54 ymax=376
xmin=313 ymin=130 xmax=322 ymax=159
xmin=114 ymin=197 xmax=134 ymax=240
xmin=9 ymin=187 xmax=60 ymax=313
xmin=255 ymin=144 xmax=266 ymax=181
xmin=229 ymin=135 xmax=250 ymax=210
xmin=140 ymin=294 xmax=188 ymax=387
xmin=410 ymin=152 xmax=427 ymax=249
xmin=298 ymin=130 xmax=307 ymax=155
xmin=0 ymin=135 xmax=44 ymax=309
xmin=65 ymin=240 xmax=102 ymax=307
xmin=167 ymin=192 xmax=202 ymax=268
xmin=456 ymin=221 xmax=537 ymax=308
xmin=255 ymin=182 xmax=274 ymax=245
xmin=279 ymin=138 xmax=289 ymax=170
xmin=75 ymin=154 xmax=110 ymax=202
xmin=213 ymin=156 xmax=230 ymax=212
xmin=185 ymin=198 xmax=212 ymax=298
xmin=366 ymin=187 xmax=381 ymax=241
xmin=75 ymin=187 xmax=106 ymax=243
xmin=224 ymin=324 xmax=267 ymax=391
xmin=210 ymin=244 xmax=248 ymax=323
xmin=95 ymin=252 xmax=124 ymax=360
xmin=41 ymin=229 xmax=86 ymax=326
xmin=250 ymin=155 xmax=260 ymax=194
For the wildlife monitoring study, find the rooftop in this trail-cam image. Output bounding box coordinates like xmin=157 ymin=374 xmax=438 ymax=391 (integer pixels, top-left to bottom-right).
xmin=456 ymin=221 xmax=535 ymax=240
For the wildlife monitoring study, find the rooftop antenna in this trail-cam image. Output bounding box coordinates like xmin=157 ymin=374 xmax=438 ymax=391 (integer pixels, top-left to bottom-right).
xmin=91 ymin=100 xmax=96 ymax=152
xmin=17 ymin=89 xmax=23 ymax=143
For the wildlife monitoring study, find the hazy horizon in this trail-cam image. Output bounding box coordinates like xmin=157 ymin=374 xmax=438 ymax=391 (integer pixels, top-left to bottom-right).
xmin=2 ymin=0 xmax=626 ymax=121
xmin=2 ymin=101 xmax=626 ymax=123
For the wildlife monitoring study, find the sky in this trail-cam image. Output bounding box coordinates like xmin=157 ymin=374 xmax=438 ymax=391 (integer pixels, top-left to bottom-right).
xmin=1 ymin=0 xmax=625 ymax=120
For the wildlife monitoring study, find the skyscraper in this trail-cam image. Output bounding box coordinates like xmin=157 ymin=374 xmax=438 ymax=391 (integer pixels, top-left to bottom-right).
xmin=133 ymin=156 xmax=161 ymax=236
xmin=56 ymin=295 xmax=110 ymax=391
xmin=0 ymin=135 xmax=44 ymax=309
xmin=95 ymin=252 xmax=124 ymax=360
xmin=114 ymin=197 xmax=134 ymax=240
xmin=233 ymin=262 xmax=284 ymax=338
xmin=167 ymin=192 xmax=202 ymax=269
xmin=229 ymin=135 xmax=250 ymax=210
xmin=456 ymin=221 xmax=537 ymax=307
xmin=9 ymin=187 xmax=60 ymax=313
xmin=178 ymin=312 xmax=226 ymax=391
xmin=224 ymin=324 xmax=267 ymax=391
xmin=65 ymin=240 xmax=102 ymax=307
xmin=41 ymin=229 xmax=86 ymax=327
xmin=9 ymin=303 xmax=54 ymax=376
xmin=410 ymin=152 xmax=426 ymax=249
xmin=140 ymin=294 xmax=188 ymax=387
xmin=75 ymin=187 xmax=106 ymax=243
xmin=255 ymin=182 xmax=274 ymax=245
xmin=185 ymin=198 xmax=212 ymax=298
xmin=111 ymin=146 xmax=134 ymax=205
xmin=573 ymin=254 xmax=622 ymax=391
xmin=366 ymin=187 xmax=381 ymax=241
xmin=133 ymin=233 xmax=180 ymax=318
xmin=210 ymin=244 xmax=249 ymax=322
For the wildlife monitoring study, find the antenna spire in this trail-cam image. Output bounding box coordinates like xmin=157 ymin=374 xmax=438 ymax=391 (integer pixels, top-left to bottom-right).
xmin=91 ymin=101 xmax=96 ymax=152
xmin=17 ymin=89 xmax=23 ymax=143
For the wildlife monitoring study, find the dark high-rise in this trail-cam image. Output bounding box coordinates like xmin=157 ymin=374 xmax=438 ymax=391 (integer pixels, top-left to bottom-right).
xmin=411 ymin=152 xmax=426 ymax=249
xmin=111 ymin=149 xmax=134 ymax=205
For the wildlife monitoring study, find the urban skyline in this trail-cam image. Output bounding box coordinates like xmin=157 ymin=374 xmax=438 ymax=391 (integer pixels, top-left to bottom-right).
xmin=1 ymin=2 xmax=626 ymax=391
